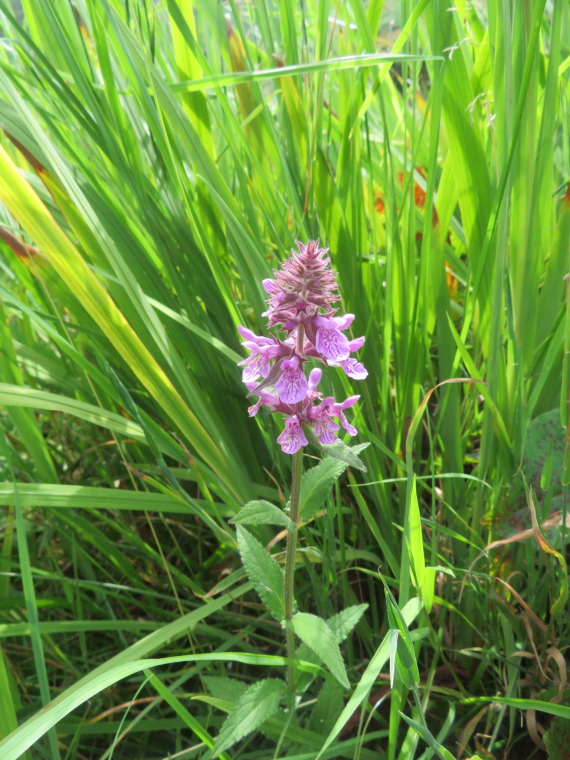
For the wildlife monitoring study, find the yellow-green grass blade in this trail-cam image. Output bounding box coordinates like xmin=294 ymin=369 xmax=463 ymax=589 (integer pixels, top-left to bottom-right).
xmin=3 ymin=434 xmax=61 ymax=760
xmin=0 ymin=483 xmax=218 ymax=515
xmin=0 ymin=301 xmax=58 ymax=484
xmin=0 ymin=146 xmax=250 ymax=501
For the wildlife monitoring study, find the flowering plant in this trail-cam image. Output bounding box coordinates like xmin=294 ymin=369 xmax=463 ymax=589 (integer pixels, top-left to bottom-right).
xmin=238 ymin=240 xmax=367 ymax=454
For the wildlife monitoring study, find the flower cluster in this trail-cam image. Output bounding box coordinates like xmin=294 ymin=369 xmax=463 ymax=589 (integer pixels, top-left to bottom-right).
xmin=238 ymin=240 xmax=367 ymax=454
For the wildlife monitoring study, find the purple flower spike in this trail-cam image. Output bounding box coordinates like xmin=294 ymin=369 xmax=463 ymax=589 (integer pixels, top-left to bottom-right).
xmin=275 ymin=355 xmax=309 ymax=404
xmin=277 ymin=415 xmax=308 ymax=454
xmin=238 ymin=240 xmax=367 ymax=454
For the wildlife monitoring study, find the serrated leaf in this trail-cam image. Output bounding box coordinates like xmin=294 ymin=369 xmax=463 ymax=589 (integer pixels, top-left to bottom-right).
xmin=294 ymin=606 xmax=367 ymax=693
xmin=231 ymin=500 xmax=293 ymax=529
xmin=291 ymin=613 xmax=349 ymax=688
xmin=298 ymin=458 xmax=347 ymax=521
xmin=302 ymin=426 xmax=369 ymax=471
xmin=236 ymin=525 xmax=285 ymax=621
xmin=326 ymin=604 xmax=368 ymax=644
xmin=202 ymin=677 xmax=248 ymax=704
xmin=212 ymin=678 xmax=285 ymax=757
xmin=310 ymin=679 xmax=344 ymax=735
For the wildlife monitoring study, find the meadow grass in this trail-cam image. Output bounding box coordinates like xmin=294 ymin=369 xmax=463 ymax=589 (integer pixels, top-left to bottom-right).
xmin=0 ymin=0 xmax=569 ymax=758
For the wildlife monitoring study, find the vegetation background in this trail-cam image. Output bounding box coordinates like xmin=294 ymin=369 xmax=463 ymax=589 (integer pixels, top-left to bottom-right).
xmin=0 ymin=0 xmax=569 ymax=758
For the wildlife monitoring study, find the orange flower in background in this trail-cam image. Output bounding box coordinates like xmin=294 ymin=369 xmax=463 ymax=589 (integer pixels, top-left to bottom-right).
xmin=397 ymin=166 xmax=439 ymax=228
xmin=374 ymin=167 xmax=458 ymax=300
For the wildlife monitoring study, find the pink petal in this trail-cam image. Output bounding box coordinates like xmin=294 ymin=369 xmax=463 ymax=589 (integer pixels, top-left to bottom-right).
xmin=308 ymin=368 xmax=322 ymax=394
xmin=340 ymin=358 xmax=368 ymax=380
xmin=339 ymin=411 xmax=357 ymax=436
xmin=333 ymin=313 xmax=355 ymax=330
xmin=348 ymin=336 xmax=365 ymax=352
xmin=274 ymin=357 xmax=308 ymax=403
xmin=277 ymin=416 xmax=308 ymax=454
xmin=316 ymin=327 xmax=350 ymax=361
xmin=241 ymin=352 xmax=270 ymax=383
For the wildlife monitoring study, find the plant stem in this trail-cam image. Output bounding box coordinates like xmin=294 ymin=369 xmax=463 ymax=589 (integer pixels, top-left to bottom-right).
xmin=284 ymin=446 xmax=303 ymax=694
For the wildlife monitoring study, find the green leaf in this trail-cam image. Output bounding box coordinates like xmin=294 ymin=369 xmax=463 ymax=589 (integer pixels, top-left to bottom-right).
xmin=236 ymin=525 xmax=285 ymax=621
xmin=315 ymin=598 xmax=423 ymax=759
xmin=298 ymin=457 xmax=348 ymax=521
xmin=212 ymin=678 xmax=284 ymax=757
xmin=399 ymin=712 xmax=456 ymax=760
xmin=290 ymin=612 xmax=349 ymax=688
xmin=231 ymin=500 xmax=293 ymax=529
xmin=326 ymin=605 xmax=368 ymax=644
xmin=381 ymin=578 xmax=420 ymax=690
xmin=302 ymin=427 xmax=369 ymax=471
xmin=202 ymin=677 xmax=248 ymax=704
xmin=309 ymin=679 xmax=345 ymax=735
xmin=406 ymin=476 xmax=434 ymax=611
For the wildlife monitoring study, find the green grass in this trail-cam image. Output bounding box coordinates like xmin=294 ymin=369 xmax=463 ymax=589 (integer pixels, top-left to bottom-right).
xmin=0 ymin=0 xmax=569 ymax=757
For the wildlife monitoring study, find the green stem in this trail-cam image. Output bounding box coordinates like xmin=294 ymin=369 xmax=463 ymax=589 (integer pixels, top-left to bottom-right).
xmin=284 ymin=447 xmax=303 ymax=694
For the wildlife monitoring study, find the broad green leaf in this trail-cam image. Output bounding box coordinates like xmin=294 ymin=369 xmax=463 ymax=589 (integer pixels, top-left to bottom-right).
xmin=290 ymin=612 xmax=349 ymax=689
xmin=231 ymin=500 xmax=293 ymax=529
xmin=407 ymin=476 xmax=426 ymax=589
xmin=406 ymin=476 xmax=434 ymax=611
xmin=212 ymin=678 xmax=285 ymax=757
xmin=309 ymin=679 xmax=345 ymax=736
xmin=202 ymin=677 xmax=248 ymax=704
xmin=303 ymin=426 xmax=368 ymax=471
xmin=326 ymin=605 xmax=369 ymax=644
xmin=298 ymin=457 xmax=348 ymax=521
xmin=382 ymin=579 xmax=420 ymax=689
xmin=236 ymin=525 xmax=285 ymax=621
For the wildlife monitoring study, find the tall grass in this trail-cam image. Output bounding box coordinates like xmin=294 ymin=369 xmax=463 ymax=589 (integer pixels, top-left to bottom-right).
xmin=0 ymin=0 xmax=568 ymax=757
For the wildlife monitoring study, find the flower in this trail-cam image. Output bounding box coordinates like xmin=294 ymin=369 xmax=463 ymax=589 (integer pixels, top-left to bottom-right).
xmin=238 ymin=240 xmax=367 ymax=454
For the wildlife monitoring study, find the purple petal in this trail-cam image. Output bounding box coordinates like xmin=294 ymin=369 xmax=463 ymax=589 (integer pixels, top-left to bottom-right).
xmin=339 ymin=411 xmax=357 ymax=436
xmin=238 ymin=325 xmax=257 ymax=340
xmin=333 ymin=395 xmax=360 ymax=411
xmin=340 ymin=358 xmax=368 ymax=380
xmin=262 ymin=278 xmax=278 ymax=294
xmin=313 ymin=406 xmax=340 ymax=444
xmin=277 ymin=416 xmax=308 ymax=454
xmin=313 ymin=316 xmax=335 ymax=330
xmin=333 ymin=313 xmax=355 ymax=330
xmin=248 ymin=399 xmax=263 ymax=417
xmin=275 ymin=361 xmax=309 ymax=404
xmin=316 ymin=326 xmax=350 ymax=361
xmin=308 ymin=368 xmax=322 ymax=395
xmin=241 ymin=352 xmax=270 ymax=383
xmin=348 ymin=336 xmax=365 ymax=352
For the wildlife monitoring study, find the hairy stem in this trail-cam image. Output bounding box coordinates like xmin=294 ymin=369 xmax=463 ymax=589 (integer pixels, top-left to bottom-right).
xmin=284 ymin=446 xmax=303 ymax=694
